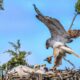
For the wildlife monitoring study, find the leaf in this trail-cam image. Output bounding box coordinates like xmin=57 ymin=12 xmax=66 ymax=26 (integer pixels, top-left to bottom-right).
xmin=75 ymin=0 xmax=80 ymax=14
xmin=18 ymin=51 xmax=27 ymax=59
xmin=9 ymin=42 xmax=18 ymax=51
xmin=5 ymin=49 xmax=17 ymax=57
xmin=17 ymin=40 xmax=21 ymax=49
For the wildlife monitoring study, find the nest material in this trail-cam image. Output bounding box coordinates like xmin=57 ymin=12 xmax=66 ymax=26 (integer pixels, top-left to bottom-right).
xmin=6 ymin=69 xmax=80 ymax=80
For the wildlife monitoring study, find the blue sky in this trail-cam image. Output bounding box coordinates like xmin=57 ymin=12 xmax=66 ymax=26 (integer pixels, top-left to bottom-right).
xmin=0 ymin=0 xmax=80 ymax=69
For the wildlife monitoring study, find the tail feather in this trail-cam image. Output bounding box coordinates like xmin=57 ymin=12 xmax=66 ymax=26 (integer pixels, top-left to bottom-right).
xmin=61 ymin=46 xmax=80 ymax=58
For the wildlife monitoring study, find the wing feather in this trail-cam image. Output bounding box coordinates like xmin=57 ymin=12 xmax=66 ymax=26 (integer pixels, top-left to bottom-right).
xmin=33 ymin=4 xmax=71 ymax=43
xmin=48 ymin=17 xmax=67 ymax=35
xmin=33 ymin=4 xmax=59 ymax=38
xmin=68 ymin=30 xmax=80 ymax=38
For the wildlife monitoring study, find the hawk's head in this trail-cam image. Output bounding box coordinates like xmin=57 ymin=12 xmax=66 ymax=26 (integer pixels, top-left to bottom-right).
xmin=46 ymin=38 xmax=57 ymax=49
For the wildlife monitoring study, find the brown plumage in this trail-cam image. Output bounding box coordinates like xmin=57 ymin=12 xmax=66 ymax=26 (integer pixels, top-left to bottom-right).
xmin=44 ymin=56 xmax=53 ymax=64
xmin=53 ymin=29 xmax=80 ymax=67
xmin=53 ymin=47 xmax=65 ymax=68
xmin=68 ymin=30 xmax=80 ymax=38
xmin=33 ymin=4 xmax=80 ymax=69
xmin=53 ymin=45 xmax=80 ymax=69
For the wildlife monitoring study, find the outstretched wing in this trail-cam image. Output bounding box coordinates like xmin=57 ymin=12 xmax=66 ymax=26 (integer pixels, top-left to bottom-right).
xmin=47 ymin=17 xmax=67 ymax=35
xmin=68 ymin=30 xmax=80 ymax=38
xmin=33 ymin=4 xmax=58 ymax=38
xmin=33 ymin=4 xmax=72 ymax=43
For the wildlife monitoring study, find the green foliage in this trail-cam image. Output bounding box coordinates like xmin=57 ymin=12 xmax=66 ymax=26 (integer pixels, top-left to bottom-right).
xmin=2 ymin=40 xmax=31 ymax=70
xmin=75 ymin=0 xmax=80 ymax=14
xmin=5 ymin=50 xmax=17 ymax=56
xmin=8 ymin=40 xmax=21 ymax=51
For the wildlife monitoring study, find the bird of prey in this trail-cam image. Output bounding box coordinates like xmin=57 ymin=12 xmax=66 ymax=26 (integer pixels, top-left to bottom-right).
xmin=33 ymin=4 xmax=80 ymax=69
xmin=44 ymin=56 xmax=53 ymax=64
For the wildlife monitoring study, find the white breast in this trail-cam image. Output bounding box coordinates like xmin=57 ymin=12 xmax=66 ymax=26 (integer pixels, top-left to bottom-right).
xmin=53 ymin=41 xmax=64 ymax=48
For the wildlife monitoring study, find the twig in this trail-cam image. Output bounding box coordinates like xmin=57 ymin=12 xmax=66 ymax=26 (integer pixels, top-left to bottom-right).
xmin=69 ymin=13 xmax=78 ymax=30
xmin=63 ymin=57 xmax=75 ymax=68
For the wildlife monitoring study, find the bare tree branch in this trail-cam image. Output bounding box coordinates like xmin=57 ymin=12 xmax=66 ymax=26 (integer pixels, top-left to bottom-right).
xmin=69 ymin=13 xmax=78 ymax=30
xmin=63 ymin=57 xmax=75 ymax=68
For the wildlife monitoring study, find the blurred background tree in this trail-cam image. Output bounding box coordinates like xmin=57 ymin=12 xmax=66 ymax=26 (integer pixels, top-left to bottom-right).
xmin=2 ymin=40 xmax=31 ymax=70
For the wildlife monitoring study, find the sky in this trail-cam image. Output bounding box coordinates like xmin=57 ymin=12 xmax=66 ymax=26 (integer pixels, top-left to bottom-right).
xmin=0 ymin=0 xmax=80 ymax=69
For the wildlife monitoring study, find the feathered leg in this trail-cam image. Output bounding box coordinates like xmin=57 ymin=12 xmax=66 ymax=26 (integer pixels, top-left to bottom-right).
xmin=53 ymin=48 xmax=59 ymax=58
xmin=53 ymin=48 xmax=64 ymax=70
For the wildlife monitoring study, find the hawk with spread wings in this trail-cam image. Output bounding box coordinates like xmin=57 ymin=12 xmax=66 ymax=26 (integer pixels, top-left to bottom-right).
xmin=33 ymin=4 xmax=80 ymax=69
